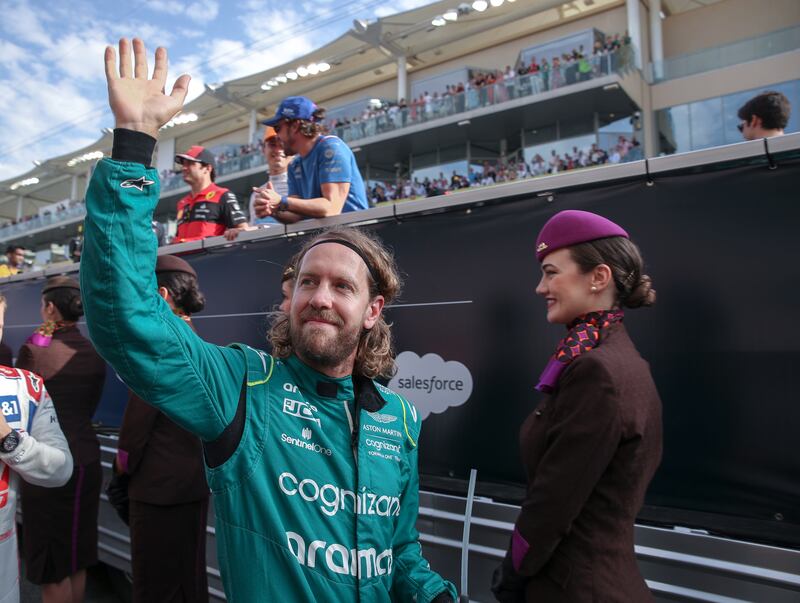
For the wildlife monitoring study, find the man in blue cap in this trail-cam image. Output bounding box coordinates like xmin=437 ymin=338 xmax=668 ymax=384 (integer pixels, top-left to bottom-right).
xmin=253 ymin=96 xmax=368 ymax=223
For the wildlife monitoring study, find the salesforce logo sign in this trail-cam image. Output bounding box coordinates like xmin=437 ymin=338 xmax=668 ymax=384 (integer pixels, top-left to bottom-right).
xmin=388 ymin=352 xmax=473 ymax=420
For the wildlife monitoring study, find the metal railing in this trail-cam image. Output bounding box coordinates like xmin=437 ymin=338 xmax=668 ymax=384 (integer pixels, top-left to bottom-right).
xmin=328 ymin=47 xmax=634 ymax=143
xmin=0 ymin=202 xmax=85 ymax=242
xmin=648 ymin=25 xmax=800 ymax=82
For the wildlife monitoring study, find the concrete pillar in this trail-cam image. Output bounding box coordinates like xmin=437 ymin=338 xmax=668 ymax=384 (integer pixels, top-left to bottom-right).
xmin=397 ymin=56 xmax=408 ymax=103
xmin=626 ymin=0 xmax=643 ymax=70
xmin=16 ymin=197 xmax=23 ymax=221
xmin=248 ymin=109 xmax=258 ymax=144
xmin=649 ymin=0 xmax=663 ymax=79
xmin=71 ymin=175 xmax=78 ymax=200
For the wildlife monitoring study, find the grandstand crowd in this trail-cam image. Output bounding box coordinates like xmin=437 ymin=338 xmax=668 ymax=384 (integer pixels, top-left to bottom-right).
xmin=326 ymin=33 xmax=633 ymax=138
xmin=366 ymin=136 xmax=641 ymax=203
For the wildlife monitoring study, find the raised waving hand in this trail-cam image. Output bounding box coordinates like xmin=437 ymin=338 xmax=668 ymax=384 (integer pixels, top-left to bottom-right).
xmin=105 ymin=38 xmax=191 ymax=139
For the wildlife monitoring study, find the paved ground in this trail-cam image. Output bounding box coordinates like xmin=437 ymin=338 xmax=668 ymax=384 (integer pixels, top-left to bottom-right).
xmin=19 ymin=564 xmax=126 ymax=603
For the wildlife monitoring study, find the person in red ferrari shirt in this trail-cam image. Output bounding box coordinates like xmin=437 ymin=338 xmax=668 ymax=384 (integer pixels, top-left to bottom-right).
xmin=174 ymin=146 xmax=249 ymax=242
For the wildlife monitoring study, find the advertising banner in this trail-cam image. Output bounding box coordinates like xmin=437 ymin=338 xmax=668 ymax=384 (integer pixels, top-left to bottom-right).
xmin=2 ymin=156 xmax=798 ymax=546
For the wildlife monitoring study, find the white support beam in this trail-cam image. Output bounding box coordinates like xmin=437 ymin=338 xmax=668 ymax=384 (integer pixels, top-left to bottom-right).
xmin=248 ymin=109 xmax=258 ymax=144
xmin=16 ymin=197 xmax=23 ymax=221
xmin=649 ymin=0 xmax=663 ymax=79
xmin=626 ymin=0 xmax=643 ymax=70
xmin=71 ymin=175 xmax=78 ymax=201
xmin=397 ymin=56 xmax=408 ymax=103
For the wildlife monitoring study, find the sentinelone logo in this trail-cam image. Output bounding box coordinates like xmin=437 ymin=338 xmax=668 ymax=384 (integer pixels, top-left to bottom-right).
xmin=280 ymin=432 xmax=332 ymax=456
xmin=388 ymin=352 xmax=473 ymax=420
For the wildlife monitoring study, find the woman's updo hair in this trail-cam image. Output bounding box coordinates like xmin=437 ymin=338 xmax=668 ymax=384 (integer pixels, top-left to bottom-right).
xmin=157 ymin=271 xmax=206 ymax=315
xmin=43 ymin=278 xmax=83 ymax=321
xmin=569 ymin=236 xmax=656 ymax=309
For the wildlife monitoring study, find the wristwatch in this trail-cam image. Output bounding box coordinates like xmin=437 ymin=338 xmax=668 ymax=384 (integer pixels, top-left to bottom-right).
xmin=1 ymin=429 xmax=21 ymax=453
xmin=277 ymin=195 xmax=290 ymax=212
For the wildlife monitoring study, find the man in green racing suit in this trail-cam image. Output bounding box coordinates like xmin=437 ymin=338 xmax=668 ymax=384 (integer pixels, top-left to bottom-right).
xmin=80 ymin=38 xmax=457 ymax=602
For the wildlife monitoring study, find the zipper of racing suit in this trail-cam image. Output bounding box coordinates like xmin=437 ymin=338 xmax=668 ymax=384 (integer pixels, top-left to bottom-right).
xmin=343 ymin=398 xmax=362 ymax=603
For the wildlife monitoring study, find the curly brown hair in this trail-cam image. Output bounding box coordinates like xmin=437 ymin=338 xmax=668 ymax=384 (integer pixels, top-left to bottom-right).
xmin=268 ymin=226 xmax=402 ymax=379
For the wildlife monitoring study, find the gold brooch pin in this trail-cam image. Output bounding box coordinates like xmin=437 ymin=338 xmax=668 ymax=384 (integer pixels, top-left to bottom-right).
xmin=537 ymin=242 xmax=548 ymax=252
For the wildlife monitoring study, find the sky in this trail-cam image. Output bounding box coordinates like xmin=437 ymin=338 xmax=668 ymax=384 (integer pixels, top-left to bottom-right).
xmin=0 ymin=0 xmax=434 ymax=182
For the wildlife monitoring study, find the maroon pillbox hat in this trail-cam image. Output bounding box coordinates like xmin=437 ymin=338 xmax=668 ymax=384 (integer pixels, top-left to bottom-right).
xmin=535 ymin=210 xmax=629 ymax=262
xmin=156 ymin=255 xmax=197 ymax=278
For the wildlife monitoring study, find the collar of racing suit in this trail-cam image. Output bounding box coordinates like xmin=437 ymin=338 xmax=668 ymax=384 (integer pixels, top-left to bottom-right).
xmin=284 ymin=354 xmax=386 ymax=413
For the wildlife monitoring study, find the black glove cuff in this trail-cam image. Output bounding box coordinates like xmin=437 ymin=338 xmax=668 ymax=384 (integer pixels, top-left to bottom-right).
xmin=112 ymin=128 xmax=157 ymax=167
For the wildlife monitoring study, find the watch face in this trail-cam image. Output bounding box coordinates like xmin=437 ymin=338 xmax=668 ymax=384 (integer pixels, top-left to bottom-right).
xmin=2 ymin=430 xmax=19 ymax=453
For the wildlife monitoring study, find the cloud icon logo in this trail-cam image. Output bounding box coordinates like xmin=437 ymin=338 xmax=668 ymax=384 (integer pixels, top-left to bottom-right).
xmin=388 ymin=352 xmax=474 ymax=420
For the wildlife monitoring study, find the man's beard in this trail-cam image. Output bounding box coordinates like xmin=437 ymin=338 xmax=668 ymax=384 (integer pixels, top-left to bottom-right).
xmin=290 ymin=308 xmax=361 ymax=369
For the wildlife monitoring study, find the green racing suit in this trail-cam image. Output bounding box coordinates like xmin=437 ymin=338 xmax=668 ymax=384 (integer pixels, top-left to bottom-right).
xmin=80 ymin=130 xmax=457 ymax=602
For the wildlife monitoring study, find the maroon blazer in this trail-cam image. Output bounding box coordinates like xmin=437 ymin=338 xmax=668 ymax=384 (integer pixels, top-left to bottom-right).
xmin=513 ymin=322 xmax=662 ymax=602
xmin=117 ymin=319 xmax=208 ymax=506
xmin=17 ymin=325 xmax=106 ymax=465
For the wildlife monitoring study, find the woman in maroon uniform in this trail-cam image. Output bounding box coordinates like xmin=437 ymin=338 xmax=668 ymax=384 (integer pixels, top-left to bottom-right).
xmin=115 ymin=255 xmax=210 ymax=603
xmin=17 ymin=276 xmax=106 ymax=603
xmin=492 ymin=210 xmax=663 ymax=602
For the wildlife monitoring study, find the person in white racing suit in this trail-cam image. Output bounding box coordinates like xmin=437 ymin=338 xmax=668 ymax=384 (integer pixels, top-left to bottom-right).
xmin=0 ymin=294 xmax=73 ymax=603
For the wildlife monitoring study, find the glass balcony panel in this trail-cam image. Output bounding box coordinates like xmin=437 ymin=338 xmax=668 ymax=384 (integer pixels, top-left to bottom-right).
xmin=651 ymin=25 xmax=800 ymax=82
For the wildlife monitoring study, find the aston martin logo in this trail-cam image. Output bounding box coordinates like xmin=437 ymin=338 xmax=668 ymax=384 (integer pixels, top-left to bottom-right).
xmin=367 ymin=411 xmax=397 ymax=424
xmin=120 ymin=176 xmax=155 ymax=191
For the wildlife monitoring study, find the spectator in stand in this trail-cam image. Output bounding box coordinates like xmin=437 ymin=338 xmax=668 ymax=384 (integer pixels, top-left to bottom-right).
xmin=247 ymin=126 xmax=294 ymax=227
xmin=254 ymin=96 xmax=368 ymax=223
xmin=174 ymin=146 xmax=249 ymax=242
xmin=737 ymin=91 xmax=791 ymax=140
xmin=16 ymin=277 xmax=105 ymax=603
xmin=0 ymin=245 xmax=26 ymax=277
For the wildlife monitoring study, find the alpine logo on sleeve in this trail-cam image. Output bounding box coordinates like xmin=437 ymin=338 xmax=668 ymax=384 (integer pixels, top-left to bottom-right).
xmin=120 ymin=176 xmax=155 ymax=191
xmin=23 ymin=371 xmax=43 ymax=402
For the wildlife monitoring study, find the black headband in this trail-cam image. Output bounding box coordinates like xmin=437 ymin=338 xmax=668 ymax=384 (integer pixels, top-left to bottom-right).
xmin=304 ymin=238 xmax=378 ymax=284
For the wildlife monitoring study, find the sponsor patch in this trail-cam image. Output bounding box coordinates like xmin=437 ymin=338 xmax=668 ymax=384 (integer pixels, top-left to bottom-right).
xmin=286 ymin=530 xmax=393 ymax=578
xmin=367 ymin=411 xmax=397 ymax=424
xmin=280 ymin=432 xmax=331 ymax=456
xmin=278 ymin=472 xmax=400 ymax=518
xmin=282 ymin=398 xmax=321 ymax=426
xmin=0 ymin=395 xmax=21 ymax=424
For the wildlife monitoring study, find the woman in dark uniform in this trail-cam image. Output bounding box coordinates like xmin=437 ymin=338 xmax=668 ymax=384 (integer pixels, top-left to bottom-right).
xmin=492 ymin=210 xmax=663 ymax=602
xmin=114 ymin=255 xmax=209 ymax=603
xmin=17 ymin=276 xmax=106 ymax=603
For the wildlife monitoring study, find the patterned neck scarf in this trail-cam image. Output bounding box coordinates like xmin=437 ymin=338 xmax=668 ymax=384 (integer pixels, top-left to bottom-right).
xmin=173 ymin=307 xmax=192 ymax=324
xmin=535 ymin=309 xmax=624 ymax=393
xmin=26 ymin=320 xmax=76 ymax=347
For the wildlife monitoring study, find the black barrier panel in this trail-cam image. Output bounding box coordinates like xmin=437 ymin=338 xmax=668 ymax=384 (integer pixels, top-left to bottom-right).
xmin=1 ymin=155 xmax=799 ymax=547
